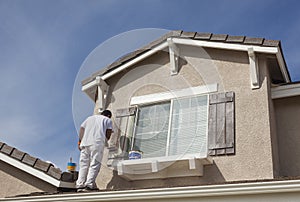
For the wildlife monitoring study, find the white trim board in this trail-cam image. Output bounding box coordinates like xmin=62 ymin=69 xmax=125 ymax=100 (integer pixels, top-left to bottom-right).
xmin=130 ymin=84 xmax=218 ymax=105
xmin=81 ymin=37 xmax=290 ymax=94
xmin=272 ymin=83 xmax=300 ymax=99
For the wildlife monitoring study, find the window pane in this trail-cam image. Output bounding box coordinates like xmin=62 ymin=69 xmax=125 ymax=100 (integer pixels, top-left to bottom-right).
xmin=133 ymin=102 xmax=170 ymax=158
xmin=169 ymin=95 xmax=208 ymax=157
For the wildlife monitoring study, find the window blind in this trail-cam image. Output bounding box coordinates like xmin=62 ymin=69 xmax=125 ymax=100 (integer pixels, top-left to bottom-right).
xmin=134 ymin=103 xmax=171 ymax=158
xmin=169 ymin=95 xmax=208 ymax=157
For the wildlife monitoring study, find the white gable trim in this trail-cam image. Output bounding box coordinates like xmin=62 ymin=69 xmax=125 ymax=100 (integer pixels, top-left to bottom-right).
xmin=170 ymin=37 xmax=290 ymax=83
xmin=0 ymin=152 xmax=75 ymax=188
xmin=101 ymin=41 xmax=169 ymax=81
xmin=82 ymin=37 xmax=290 ymax=96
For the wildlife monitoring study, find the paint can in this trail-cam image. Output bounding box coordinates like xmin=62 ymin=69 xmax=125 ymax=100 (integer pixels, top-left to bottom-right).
xmin=67 ymin=157 xmax=76 ymax=172
xmin=129 ymin=151 xmax=142 ymax=160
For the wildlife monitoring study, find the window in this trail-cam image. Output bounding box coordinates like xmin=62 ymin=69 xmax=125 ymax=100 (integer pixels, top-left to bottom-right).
xmin=108 ymin=90 xmax=235 ymax=166
xmin=108 ymin=91 xmax=235 ymax=180
xmin=132 ymin=95 xmax=208 ymax=159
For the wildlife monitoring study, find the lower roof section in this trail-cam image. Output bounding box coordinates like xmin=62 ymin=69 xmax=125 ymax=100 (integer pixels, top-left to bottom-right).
xmin=272 ymin=82 xmax=300 ymax=99
xmin=3 ymin=179 xmax=300 ymax=201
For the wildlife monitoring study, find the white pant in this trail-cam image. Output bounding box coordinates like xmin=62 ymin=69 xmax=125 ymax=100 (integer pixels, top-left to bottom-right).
xmin=76 ymin=144 xmax=104 ymax=188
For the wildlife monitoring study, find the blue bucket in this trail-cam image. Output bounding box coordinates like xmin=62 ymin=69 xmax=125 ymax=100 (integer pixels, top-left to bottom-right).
xmin=67 ymin=162 xmax=76 ymax=172
xmin=129 ymin=151 xmax=142 ymax=160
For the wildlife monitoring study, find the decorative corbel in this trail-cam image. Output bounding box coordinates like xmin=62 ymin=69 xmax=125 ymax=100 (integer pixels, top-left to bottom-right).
xmin=96 ymin=76 xmax=109 ymax=113
xmin=167 ymin=38 xmax=180 ymax=75
xmin=248 ymin=47 xmax=260 ymax=89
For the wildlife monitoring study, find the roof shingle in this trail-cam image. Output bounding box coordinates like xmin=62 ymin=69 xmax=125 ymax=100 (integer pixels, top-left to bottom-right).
xmin=11 ymin=148 xmax=26 ymax=161
xmin=1 ymin=144 xmax=14 ymax=155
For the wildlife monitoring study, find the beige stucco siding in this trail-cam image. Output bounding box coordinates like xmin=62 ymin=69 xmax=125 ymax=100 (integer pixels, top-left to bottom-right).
xmin=0 ymin=160 xmax=56 ymax=198
xmin=199 ymin=51 xmax=275 ymax=183
xmin=274 ymin=95 xmax=300 ymax=177
xmin=96 ymin=47 xmax=276 ymax=189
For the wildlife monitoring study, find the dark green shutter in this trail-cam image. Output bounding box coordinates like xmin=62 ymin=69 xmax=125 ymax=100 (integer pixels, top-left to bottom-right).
xmin=208 ymin=91 xmax=235 ymax=156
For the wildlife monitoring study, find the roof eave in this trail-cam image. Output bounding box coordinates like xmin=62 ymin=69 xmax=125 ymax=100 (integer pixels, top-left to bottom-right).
xmin=81 ymin=37 xmax=290 ymax=99
xmin=0 ymin=152 xmax=75 ymax=189
xmin=5 ymin=179 xmax=300 ymax=201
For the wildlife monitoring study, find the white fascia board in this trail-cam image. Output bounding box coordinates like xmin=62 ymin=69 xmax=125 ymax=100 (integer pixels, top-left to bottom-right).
xmin=82 ymin=37 xmax=290 ymax=94
xmin=81 ymin=41 xmax=168 ymax=93
xmin=81 ymin=79 xmax=98 ymax=92
xmin=130 ymin=84 xmax=218 ymax=105
xmin=0 ymin=152 xmax=60 ymax=187
xmin=5 ymin=179 xmax=300 ymax=202
xmin=101 ymin=41 xmax=169 ymax=80
xmin=276 ymin=48 xmax=291 ymax=82
xmin=170 ymin=37 xmax=290 ymax=83
xmin=171 ymin=37 xmax=279 ymax=54
xmin=272 ymin=83 xmax=300 ymax=99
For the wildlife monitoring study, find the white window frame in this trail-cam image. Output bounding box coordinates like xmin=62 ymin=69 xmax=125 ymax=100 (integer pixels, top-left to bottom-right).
xmin=130 ymin=83 xmax=218 ymax=106
xmin=131 ymin=95 xmax=210 ymax=159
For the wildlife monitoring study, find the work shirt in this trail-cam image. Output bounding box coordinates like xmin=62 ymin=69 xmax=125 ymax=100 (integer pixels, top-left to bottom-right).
xmin=80 ymin=114 xmax=112 ymax=148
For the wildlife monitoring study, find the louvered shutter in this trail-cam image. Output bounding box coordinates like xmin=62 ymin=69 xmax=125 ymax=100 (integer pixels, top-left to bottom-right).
xmin=208 ymin=91 xmax=235 ymax=156
xmin=108 ymin=106 xmax=137 ymax=161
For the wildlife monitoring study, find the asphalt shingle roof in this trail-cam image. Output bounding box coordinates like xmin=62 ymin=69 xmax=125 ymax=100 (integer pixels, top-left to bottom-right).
xmin=0 ymin=141 xmax=76 ymax=183
xmin=81 ymin=30 xmax=286 ymax=85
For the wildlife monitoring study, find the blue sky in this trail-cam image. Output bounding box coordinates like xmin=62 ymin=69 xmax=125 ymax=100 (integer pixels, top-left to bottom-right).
xmin=0 ymin=0 xmax=299 ymax=170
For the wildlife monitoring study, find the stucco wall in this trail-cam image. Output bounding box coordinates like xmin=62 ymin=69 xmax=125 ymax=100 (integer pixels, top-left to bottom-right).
xmin=95 ymin=46 xmax=276 ymax=189
xmin=0 ymin=160 xmax=56 ymax=198
xmin=274 ymin=95 xmax=300 ymax=177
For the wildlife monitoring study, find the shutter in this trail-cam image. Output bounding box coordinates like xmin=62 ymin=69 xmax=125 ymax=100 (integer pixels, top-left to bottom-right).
xmin=108 ymin=106 xmax=137 ymax=161
xmin=208 ymin=91 xmax=235 ymax=156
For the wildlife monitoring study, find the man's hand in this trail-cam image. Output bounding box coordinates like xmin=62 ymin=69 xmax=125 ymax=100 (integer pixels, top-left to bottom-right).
xmin=78 ymin=127 xmax=85 ymax=151
xmin=106 ymin=129 xmax=112 ymax=140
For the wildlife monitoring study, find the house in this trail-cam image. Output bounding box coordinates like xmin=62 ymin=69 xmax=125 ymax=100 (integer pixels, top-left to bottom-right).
xmin=81 ymin=30 xmax=300 ymax=189
xmin=0 ymin=142 xmax=77 ymax=198
xmin=1 ymin=30 xmax=300 ymax=201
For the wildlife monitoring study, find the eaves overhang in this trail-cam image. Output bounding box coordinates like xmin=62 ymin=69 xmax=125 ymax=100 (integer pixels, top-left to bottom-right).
xmin=0 ymin=152 xmax=75 ymax=189
xmin=272 ymin=82 xmax=300 ymax=99
xmin=81 ymin=31 xmax=291 ymax=101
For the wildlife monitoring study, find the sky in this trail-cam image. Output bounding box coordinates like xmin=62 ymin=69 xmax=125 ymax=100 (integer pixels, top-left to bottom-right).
xmin=0 ymin=0 xmax=299 ymax=170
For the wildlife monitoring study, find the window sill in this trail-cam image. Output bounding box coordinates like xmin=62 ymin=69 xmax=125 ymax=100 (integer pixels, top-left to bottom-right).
xmin=117 ymin=154 xmax=213 ymax=181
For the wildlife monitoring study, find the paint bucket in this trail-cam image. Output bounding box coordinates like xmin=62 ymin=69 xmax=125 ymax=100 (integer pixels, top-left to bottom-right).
xmin=67 ymin=157 xmax=76 ymax=172
xmin=67 ymin=162 xmax=76 ymax=172
xmin=129 ymin=151 xmax=142 ymax=160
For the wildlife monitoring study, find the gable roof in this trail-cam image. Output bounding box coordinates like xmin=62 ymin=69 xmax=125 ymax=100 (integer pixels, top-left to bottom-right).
xmin=81 ymin=30 xmax=291 ymax=87
xmin=0 ymin=142 xmax=76 ymax=189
